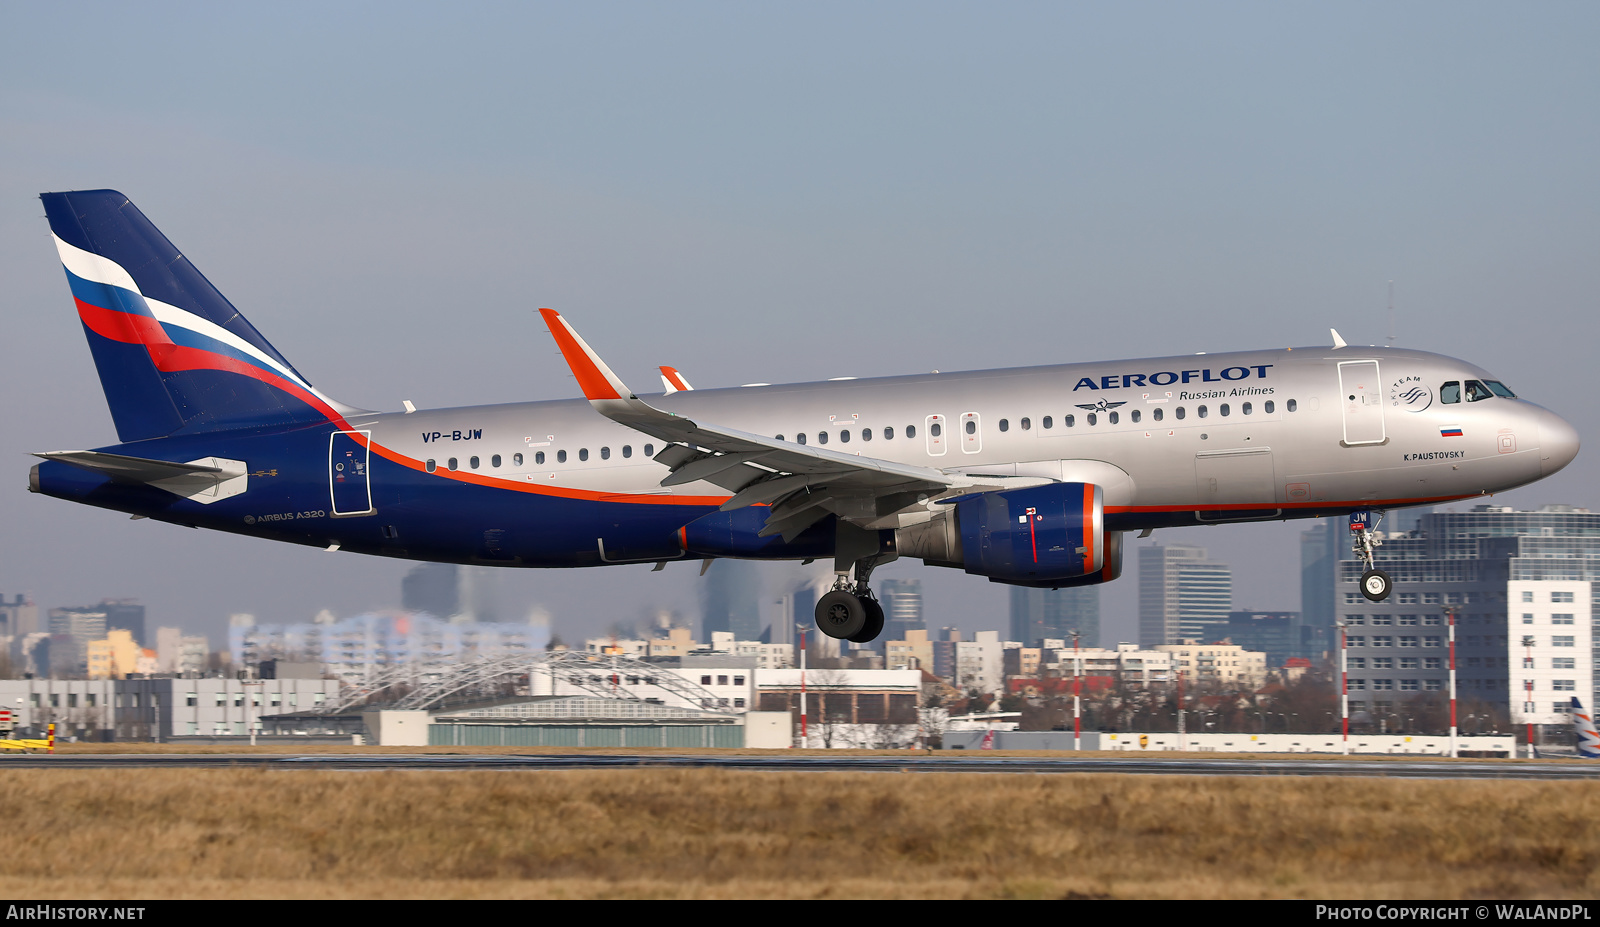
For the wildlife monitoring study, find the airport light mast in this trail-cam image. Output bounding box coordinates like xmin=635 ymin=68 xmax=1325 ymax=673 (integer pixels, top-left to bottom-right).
xmin=1071 ymin=630 xmax=1082 ymax=752
xmin=1337 ymin=618 xmax=1348 ymax=756
xmin=795 ymin=623 xmax=808 ymax=749
xmin=1446 ymin=606 xmax=1458 ymax=758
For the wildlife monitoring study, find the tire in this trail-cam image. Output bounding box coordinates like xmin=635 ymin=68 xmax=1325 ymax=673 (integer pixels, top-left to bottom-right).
xmin=849 ymin=596 xmax=885 ymax=643
xmin=815 ymin=590 xmax=867 ymax=640
xmin=1360 ymin=569 xmax=1393 ymax=602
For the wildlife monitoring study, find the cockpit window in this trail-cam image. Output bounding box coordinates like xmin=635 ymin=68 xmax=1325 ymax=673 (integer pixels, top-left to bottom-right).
xmin=1465 ymin=379 xmax=1493 ymax=402
xmin=1440 ymin=381 xmax=1461 ymax=404
xmin=1484 ymin=380 xmax=1517 ymax=399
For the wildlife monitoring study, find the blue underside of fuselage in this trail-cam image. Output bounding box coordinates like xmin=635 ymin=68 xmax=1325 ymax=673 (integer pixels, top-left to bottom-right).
xmin=33 ymin=424 xmax=841 ymax=567
xmin=35 ymin=423 xmax=1366 ymax=568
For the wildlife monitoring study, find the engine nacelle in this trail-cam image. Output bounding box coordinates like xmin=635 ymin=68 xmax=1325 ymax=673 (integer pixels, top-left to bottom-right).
xmin=954 ymin=482 xmax=1111 ymax=585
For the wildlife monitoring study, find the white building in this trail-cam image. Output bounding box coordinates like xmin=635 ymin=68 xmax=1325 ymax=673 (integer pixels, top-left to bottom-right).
xmin=1506 ymin=580 xmax=1594 ymax=728
xmin=955 ymin=630 xmax=1004 ymax=695
xmin=1155 ymin=640 xmax=1268 ymax=690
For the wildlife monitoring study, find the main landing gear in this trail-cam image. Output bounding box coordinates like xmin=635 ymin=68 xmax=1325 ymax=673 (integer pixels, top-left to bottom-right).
xmin=814 ymin=522 xmax=894 ymax=644
xmin=1351 ymin=509 xmax=1393 ymax=602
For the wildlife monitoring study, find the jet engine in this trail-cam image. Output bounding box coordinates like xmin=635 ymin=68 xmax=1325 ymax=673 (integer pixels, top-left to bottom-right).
xmin=896 ymin=482 xmax=1123 ymax=587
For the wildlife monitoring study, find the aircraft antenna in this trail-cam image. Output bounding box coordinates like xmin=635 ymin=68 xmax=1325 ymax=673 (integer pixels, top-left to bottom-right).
xmin=1386 ymin=280 xmax=1396 ymax=347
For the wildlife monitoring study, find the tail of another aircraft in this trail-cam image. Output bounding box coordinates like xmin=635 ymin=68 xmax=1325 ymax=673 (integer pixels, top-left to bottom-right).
xmin=1573 ymin=698 xmax=1600 ymax=758
xmin=41 ymin=190 xmax=357 ymax=443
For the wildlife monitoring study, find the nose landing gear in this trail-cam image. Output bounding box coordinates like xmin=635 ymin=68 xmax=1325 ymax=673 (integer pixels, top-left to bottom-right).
xmin=1351 ymin=510 xmax=1393 ymax=602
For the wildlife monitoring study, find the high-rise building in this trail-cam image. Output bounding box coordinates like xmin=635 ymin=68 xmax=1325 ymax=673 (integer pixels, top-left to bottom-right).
xmin=878 ymin=579 xmax=925 ymax=642
xmin=0 ymin=595 xmax=39 ymax=639
xmin=402 ymin=563 xmax=459 ymax=619
xmin=1139 ymin=544 xmax=1232 ymax=646
xmin=1226 ymin=611 xmax=1297 ymax=667
xmin=1299 ymin=519 xmax=1342 ymax=660
xmin=1335 ymin=504 xmax=1598 ymax=739
xmin=48 ymin=606 xmax=108 ymax=673
xmin=101 ymin=599 xmax=146 ymax=646
xmin=1009 ymin=586 xmax=1099 ymax=648
xmin=702 ymin=559 xmax=763 ymax=641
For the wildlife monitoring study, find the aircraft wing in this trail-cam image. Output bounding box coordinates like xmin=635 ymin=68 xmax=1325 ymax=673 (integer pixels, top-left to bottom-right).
xmin=539 ymin=309 xmax=1046 ymax=539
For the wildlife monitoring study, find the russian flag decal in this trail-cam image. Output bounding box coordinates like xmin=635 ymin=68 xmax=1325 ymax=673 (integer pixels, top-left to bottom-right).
xmin=1441 ymin=425 xmax=1464 ymax=437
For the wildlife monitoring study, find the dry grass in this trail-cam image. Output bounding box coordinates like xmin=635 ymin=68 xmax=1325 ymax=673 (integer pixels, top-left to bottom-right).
xmin=0 ymin=768 xmax=1596 ymax=899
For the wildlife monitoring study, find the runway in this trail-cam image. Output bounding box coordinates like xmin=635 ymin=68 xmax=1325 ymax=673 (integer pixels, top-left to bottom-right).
xmin=1 ymin=752 xmax=1596 ymax=779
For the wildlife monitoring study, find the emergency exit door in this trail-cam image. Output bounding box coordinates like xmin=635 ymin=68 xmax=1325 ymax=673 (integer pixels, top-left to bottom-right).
xmin=1337 ymin=360 xmax=1386 ymax=446
xmin=329 ymin=430 xmax=375 ymax=516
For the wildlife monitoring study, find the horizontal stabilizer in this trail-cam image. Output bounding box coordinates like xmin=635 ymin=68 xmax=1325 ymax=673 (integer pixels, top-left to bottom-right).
xmin=34 ymin=450 xmax=248 ymax=504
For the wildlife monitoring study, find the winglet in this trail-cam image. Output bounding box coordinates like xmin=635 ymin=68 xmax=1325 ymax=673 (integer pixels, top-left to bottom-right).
xmin=539 ymin=308 xmax=635 ymax=401
xmin=1330 ymin=328 xmax=1348 ymax=349
xmin=659 ymin=366 xmax=694 ymax=394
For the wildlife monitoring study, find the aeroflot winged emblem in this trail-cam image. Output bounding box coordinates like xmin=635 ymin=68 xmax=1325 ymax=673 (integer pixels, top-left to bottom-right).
xmin=1075 ymin=400 xmax=1128 ymax=413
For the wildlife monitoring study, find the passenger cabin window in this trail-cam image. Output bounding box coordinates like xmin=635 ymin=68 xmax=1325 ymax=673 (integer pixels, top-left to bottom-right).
xmin=557 ymin=450 xmax=567 ymax=463
xmin=965 ymin=420 xmax=976 ymax=435
xmin=644 ymin=444 xmax=654 ymax=457
xmin=1065 ymin=415 xmax=1075 ymax=427
xmin=1020 ymin=417 xmax=1031 ymax=430
xmin=579 ymin=448 xmax=589 ymax=461
xmin=1175 ymin=407 xmax=1186 ymax=420
xmin=1465 ymin=379 xmax=1493 ymax=402
xmin=884 ymin=426 xmax=894 ymax=439
xmin=622 ymin=446 xmax=632 ymax=458
xmin=600 ymin=447 xmax=610 ymax=460
xmin=1197 ymin=405 xmax=1208 ymax=418
xmin=535 ymin=451 xmax=544 ymax=465
xmin=1286 ymin=399 xmax=1297 ymax=412
xmin=425 ymin=459 xmax=436 ymax=473
xmin=906 ymin=424 xmax=916 ymax=438
xmin=1219 ymin=404 xmax=1230 ymax=417
xmin=930 ymin=423 xmax=941 ymax=437
xmin=514 ymin=453 xmax=523 ymax=465
xmin=839 ymin=430 xmax=850 ymax=443
xmin=1042 ymin=416 xmax=1052 ymax=429
xmin=817 ymin=432 xmax=828 ymax=445
xmin=998 ymin=419 xmax=1009 ymax=432
xmin=1242 ymin=402 xmax=1252 ymax=415
xmin=1087 ymin=413 xmax=1097 ymax=426
xmin=448 ymin=458 xmax=459 ymax=470
xmin=491 ymin=454 xmax=502 ymax=468
xmin=861 ymin=428 xmax=871 ymax=441
xmin=1264 ymin=400 xmax=1274 ymax=413
xmin=1440 ymin=381 xmax=1461 ymax=404
xmin=1152 ymin=408 xmax=1163 ymax=422
xmin=797 ymin=433 xmax=807 ymax=445
xmin=1108 ymin=411 xmax=1118 ymax=424
xmin=470 ymin=456 xmax=480 ymax=469
xmin=1131 ymin=409 xmax=1140 ymax=423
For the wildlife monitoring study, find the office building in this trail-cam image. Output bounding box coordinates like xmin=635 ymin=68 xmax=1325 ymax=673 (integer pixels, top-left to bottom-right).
xmin=702 ymin=559 xmax=763 ymax=641
xmin=1335 ymin=505 xmax=1598 ymax=739
xmin=877 ymin=579 xmax=925 ymax=642
xmin=1226 ymin=611 xmax=1297 ymax=667
xmin=1139 ymin=544 xmax=1233 ymax=646
xmin=1009 ymin=585 xmax=1099 ymax=648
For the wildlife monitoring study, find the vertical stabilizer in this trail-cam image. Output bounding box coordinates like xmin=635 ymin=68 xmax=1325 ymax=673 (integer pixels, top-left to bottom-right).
xmin=1572 ymin=698 xmax=1600 ymax=758
xmin=41 ymin=189 xmax=358 ymax=441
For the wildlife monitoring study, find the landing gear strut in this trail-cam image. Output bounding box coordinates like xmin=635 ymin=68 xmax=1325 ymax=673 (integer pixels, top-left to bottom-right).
xmin=1351 ymin=509 xmax=1392 ymax=602
xmin=814 ymin=523 xmax=894 ymax=643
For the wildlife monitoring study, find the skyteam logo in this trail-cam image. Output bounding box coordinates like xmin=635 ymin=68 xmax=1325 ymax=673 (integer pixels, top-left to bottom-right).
xmin=1388 ymin=375 xmax=1432 ymax=412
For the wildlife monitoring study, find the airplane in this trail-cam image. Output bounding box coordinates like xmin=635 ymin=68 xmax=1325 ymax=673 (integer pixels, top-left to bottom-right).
xmin=1572 ymin=698 xmax=1600 ymax=759
xmin=30 ymin=189 xmax=1581 ymax=643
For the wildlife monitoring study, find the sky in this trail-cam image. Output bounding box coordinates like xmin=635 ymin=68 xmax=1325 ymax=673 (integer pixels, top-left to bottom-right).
xmin=1 ymin=2 xmax=1597 ymax=649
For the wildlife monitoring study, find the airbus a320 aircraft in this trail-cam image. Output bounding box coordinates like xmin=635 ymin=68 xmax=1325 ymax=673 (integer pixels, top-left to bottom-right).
xmin=30 ymin=190 xmax=1581 ymax=643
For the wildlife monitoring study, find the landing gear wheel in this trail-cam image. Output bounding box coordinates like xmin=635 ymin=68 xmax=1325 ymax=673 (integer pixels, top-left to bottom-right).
xmin=816 ymin=590 xmax=867 ymax=640
xmin=1360 ymin=569 xmax=1393 ymax=602
xmin=849 ymin=597 xmax=885 ymax=644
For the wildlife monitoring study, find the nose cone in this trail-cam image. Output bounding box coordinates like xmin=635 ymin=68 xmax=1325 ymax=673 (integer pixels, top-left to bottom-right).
xmin=1538 ymin=407 xmax=1581 ymax=476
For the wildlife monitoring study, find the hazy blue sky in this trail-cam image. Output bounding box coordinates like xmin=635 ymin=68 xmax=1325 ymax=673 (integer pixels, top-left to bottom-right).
xmin=2 ymin=3 xmax=1596 ymax=647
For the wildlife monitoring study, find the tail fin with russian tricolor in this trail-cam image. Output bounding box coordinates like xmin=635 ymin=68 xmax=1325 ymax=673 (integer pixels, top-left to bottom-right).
xmin=1572 ymin=698 xmax=1600 ymax=758
xmin=41 ymin=189 xmax=361 ymax=443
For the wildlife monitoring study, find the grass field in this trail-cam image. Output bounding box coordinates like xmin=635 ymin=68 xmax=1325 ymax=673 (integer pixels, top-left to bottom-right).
xmin=0 ymin=765 xmax=1596 ymax=899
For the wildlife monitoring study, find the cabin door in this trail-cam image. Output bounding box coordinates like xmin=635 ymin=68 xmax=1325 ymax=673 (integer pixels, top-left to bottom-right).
xmin=329 ymin=430 xmax=375 ymax=516
xmin=1337 ymin=360 xmax=1386 ymax=446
